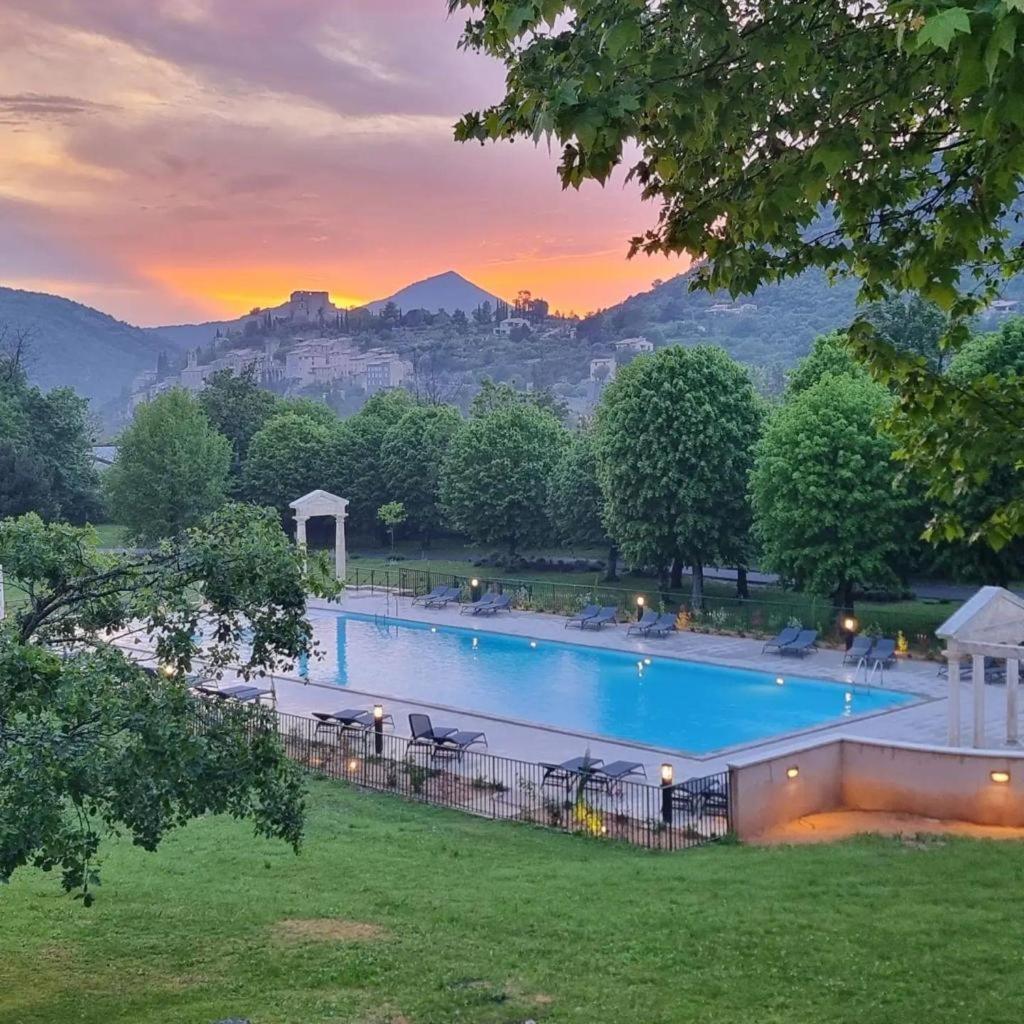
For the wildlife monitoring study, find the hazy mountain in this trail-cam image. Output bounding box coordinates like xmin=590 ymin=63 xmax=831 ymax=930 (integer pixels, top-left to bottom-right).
xmin=364 ymin=271 xmax=501 ymax=314
xmin=0 ymin=286 xmax=172 ymax=406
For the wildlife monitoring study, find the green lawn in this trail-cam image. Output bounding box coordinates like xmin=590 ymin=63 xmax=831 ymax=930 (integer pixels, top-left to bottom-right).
xmin=3 ymin=780 xmax=1022 ymax=1024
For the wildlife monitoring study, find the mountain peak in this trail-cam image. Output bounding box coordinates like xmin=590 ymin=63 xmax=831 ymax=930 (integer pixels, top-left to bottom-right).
xmin=364 ymin=270 xmax=502 ymax=314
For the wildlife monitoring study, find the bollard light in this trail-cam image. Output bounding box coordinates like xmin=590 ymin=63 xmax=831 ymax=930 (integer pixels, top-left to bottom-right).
xmin=660 ymin=763 xmax=674 ymax=825
xmin=470 ymin=578 xmax=479 ymax=587
xmin=786 ymin=766 xmax=800 ymax=779
xmin=373 ymin=704 xmax=384 ymax=721
xmin=843 ymin=616 xmax=857 ymax=633
xmin=373 ymin=704 xmax=384 ymax=755
xmin=991 ymin=770 xmax=1011 ymax=784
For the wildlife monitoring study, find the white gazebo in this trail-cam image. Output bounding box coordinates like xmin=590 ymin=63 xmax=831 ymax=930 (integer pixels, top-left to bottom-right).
xmin=289 ymin=489 xmax=349 ymax=580
xmin=937 ymin=586 xmax=1024 ymax=748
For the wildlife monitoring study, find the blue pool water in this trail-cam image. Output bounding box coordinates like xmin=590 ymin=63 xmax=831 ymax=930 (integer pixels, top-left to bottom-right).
xmin=302 ymin=612 xmax=914 ymax=753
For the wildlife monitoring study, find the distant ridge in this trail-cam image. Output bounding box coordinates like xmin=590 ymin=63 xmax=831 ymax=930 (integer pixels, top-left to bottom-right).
xmin=0 ymin=286 xmax=171 ymax=406
xmin=363 ymin=270 xmax=502 ymax=314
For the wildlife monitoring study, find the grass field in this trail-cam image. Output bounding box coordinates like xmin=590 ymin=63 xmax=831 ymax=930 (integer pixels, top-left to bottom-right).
xmin=3 ymin=779 xmax=1023 ymax=1024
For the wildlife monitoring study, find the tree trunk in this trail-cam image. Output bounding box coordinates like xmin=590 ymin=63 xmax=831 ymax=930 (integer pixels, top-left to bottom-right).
xmin=736 ymin=566 xmax=749 ymax=600
xmin=603 ymin=544 xmax=619 ymax=583
xmin=691 ymin=561 xmax=704 ymax=610
xmin=658 ymin=564 xmax=670 ymax=590
xmin=832 ymin=580 xmax=855 ymax=614
xmin=670 ymin=557 xmax=684 ymax=589
xmin=507 ymin=534 xmax=518 ymax=557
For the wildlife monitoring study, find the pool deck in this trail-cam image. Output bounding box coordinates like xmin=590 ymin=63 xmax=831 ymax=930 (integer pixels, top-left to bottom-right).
xmin=183 ymin=591 xmax=1012 ymax=782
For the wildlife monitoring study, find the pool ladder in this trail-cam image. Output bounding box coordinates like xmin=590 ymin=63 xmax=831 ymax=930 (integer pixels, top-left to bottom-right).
xmin=855 ymin=656 xmax=885 ymax=687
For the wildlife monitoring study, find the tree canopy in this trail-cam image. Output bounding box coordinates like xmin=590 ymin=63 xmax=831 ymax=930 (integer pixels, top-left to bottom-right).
xmin=751 ymin=374 xmax=908 ymax=609
xmin=106 ymin=389 xmax=231 ymax=545
xmin=199 ymin=367 xmax=279 ymax=474
xmin=450 ymin=0 xmax=1024 ymax=547
xmin=0 ymin=350 xmax=100 ymax=523
xmin=594 ymin=346 xmax=762 ymax=603
xmin=243 ymin=412 xmax=335 ymax=517
xmin=0 ymin=503 xmax=338 ymax=903
xmin=440 ymin=403 xmax=567 ymax=554
xmin=379 ymin=403 xmax=463 ymax=542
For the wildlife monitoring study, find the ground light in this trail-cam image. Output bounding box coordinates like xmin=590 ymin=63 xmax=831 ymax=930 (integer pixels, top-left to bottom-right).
xmin=373 ymin=704 xmax=385 ymax=755
xmin=660 ymin=763 xmax=674 ymax=825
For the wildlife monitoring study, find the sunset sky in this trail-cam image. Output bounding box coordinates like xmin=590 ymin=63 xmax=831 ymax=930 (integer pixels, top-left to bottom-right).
xmin=0 ymin=0 xmax=684 ymax=326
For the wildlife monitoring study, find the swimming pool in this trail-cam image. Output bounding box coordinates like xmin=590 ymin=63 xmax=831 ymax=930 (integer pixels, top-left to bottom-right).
xmin=301 ymin=612 xmax=914 ymax=754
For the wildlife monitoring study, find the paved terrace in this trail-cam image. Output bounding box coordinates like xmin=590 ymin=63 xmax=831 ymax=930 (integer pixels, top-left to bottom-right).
xmin=124 ymin=590 xmax=1017 ymax=783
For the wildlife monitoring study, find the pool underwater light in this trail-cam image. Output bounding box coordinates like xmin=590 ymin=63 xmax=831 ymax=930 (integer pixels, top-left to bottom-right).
xmin=775 ymin=676 xmax=784 ymax=686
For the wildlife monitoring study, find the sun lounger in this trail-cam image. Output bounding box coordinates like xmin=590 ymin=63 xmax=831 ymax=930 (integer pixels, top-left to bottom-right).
xmin=195 ymin=683 xmax=274 ymax=705
xmin=412 ymin=585 xmax=448 ymax=606
xmin=869 ymin=637 xmax=896 ymax=669
xmin=779 ymin=629 xmax=818 ymax=657
xmin=565 ymin=604 xmax=600 ymax=628
xmin=581 ymin=606 xmax=617 ymax=630
xmin=627 ymin=610 xmax=659 ymax=636
xmin=594 ymin=760 xmax=646 ymax=784
xmin=647 ymin=612 xmax=677 ymax=637
xmin=424 ymin=585 xmax=461 ymax=608
xmin=476 ymin=593 xmax=511 ymax=615
xmin=540 ymin=755 xmax=603 ymax=786
xmin=408 ymin=713 xmax=486 ymax=753
xmin=312 ymin=707 xmax=395 ymax=735
xmin=670 ymin=777 xmax=730 ymax=817
xmin=762 ymin=627 xmax=800 ymax=653
xmin=460 ymin=592 xmax=496 ymax=614
xmin=843 ymin=634 xmax=874 ymax=665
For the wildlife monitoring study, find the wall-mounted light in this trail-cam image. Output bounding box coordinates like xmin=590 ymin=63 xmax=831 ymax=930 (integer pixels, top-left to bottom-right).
xmin=786 ymin=766 xmax=800 ymax=779
xmin=660 ymin=763 xmax=674 ymax=785
xmin=991 ymin=770 xmax=1011 ymax=784
xmin=347 ymin=758 xmax=359 ymax=772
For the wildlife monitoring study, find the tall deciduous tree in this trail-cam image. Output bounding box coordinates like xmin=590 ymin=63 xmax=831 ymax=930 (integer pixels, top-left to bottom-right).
xmin=243 ymin=412 xmax=334 ymax=517
xmin=107 ymin=389 xmax=231 ymax=545
xmin=450 ymin=0 xmax=1024 ymax=547
xmin=0 ymin=348 xmax=100 ymax=523
xmin=330 ymin=390 xmax=415 ymax=536
xmin=595 ymin=346 xmax=762 ymax=605
xmin=751 ymin=375 xmax=908 ymax=611
xmin=547 ymin=428 xmax=619 ymax=580
xmin=440 ymin=403 xmax=567 ymax=554
xmin=199 ymin=367 xmax=279 ymax=474
xmin=0 ymin=503 xmax=339 ymax=903
xmin=379 ymin=404 xmax=463 ymax=543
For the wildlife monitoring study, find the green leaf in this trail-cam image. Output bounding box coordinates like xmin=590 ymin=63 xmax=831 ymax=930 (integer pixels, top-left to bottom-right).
xmin=916 ymin=7 xmax=972 ymax=51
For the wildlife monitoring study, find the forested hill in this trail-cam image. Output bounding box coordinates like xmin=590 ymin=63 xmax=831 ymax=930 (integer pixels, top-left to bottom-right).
xmin=584 ymin=268 xmax=860 ymax=373
xmin=0 ymin=286 xmax=173 ymax=406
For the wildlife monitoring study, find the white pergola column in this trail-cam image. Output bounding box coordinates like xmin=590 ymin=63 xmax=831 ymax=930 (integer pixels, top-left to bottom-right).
xmin=295 ymin=514 xmax=308 ymax=563
xmin=334 ymin=510 xmax=347 ymax=581
xmin=1008 ymin=658 xmax=1019 ymax=746
xmin=946 ymin=644 xmax=961 ymax=747
xmin=972 ymin=653 xmax=986 ymax=748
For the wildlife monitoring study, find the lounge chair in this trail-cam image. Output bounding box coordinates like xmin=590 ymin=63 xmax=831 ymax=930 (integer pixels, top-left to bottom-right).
xmin=195 ymin=683 xmax=274 ymax=705
xmin=843 ymin=634 xmax=874 ymax=665
xmin=762 ymin=627 xmax=800 ymax=653
xmin=581 ymin=606 xmax=617 ymax=630
xmin=779 ymin=629 xmax=818 ymax=657
xmin=408 ymin=712 xmax=487 ymax=753
xmin=565 ymin=604 xmax=600 ymax=628
xmin=647 ymin=612 xmax=677 ymax=637
xmin=312 ymin=707 xmax=395 ymax=735
xmin=460 ymin=592 xmax=496 ymax=615
xmin=424 ymin=585 xmax=461 ymax=608
xmin=540 ymin=755 xmax=603 ymax=786
xmin=671 ymin=777 xmax=730 ymax=817
xmin=476 ymin=593 xmax=511 ymax=615
xmin=412 ymin=585 xmax=448 ymax=606
xmin=627 ymin=610 xmax=659 ymax=636
xmin=869 ymin=637 xmax=896 ymax=669
xmin=594 ymin=760 xmax=646 ymax=784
